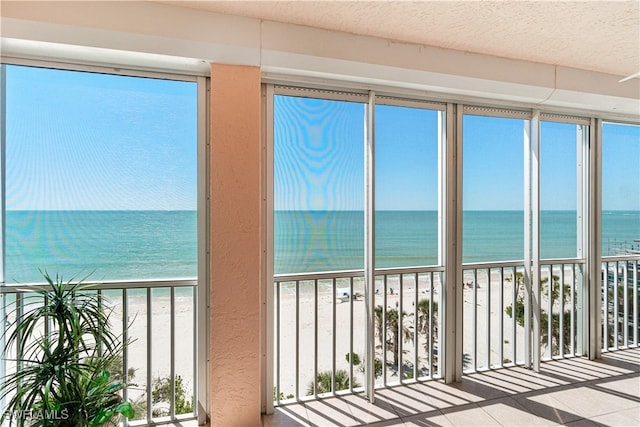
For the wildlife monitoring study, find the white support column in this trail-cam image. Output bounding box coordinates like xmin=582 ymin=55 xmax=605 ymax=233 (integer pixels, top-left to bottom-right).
xmin=262 ymin=84 xmax=275 ymax=415
xmin=0 ymin=64 xmax=6 ymax=416
xmin=443 ymin=104 xmax=462 ymax=383
xmin=196 ymin=75 xmax=210 ymax=425
xmin=576 ymin=124 xmax=587 ymax=356
xmin=364 ymin=90 xmax=376 ymax=402
xmin=576 ymin=125 xmax=585 ymax=261
xmin=455 ymin=105 xmax=463 ymax=382
xmin=587 ymin=119 xmax=603 ymax=360
xmin=531 ymin=111 xmax=541 ymax=371
xmin=436 ymin=108 xmax=446 ymax=379
xmin=0 ymin=64 xmax=5 ymax=285
xmin=523 ymin=118 xmax=532 ymax=369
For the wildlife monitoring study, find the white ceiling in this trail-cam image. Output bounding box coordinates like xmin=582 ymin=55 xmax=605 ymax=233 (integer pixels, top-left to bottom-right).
xmin=155 ymin=0 xmax=639 ymax=78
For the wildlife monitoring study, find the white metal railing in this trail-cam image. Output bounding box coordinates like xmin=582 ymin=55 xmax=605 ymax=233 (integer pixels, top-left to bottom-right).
xmin=273 ymin=257 xmax=639 ymax=403
xmin=538 ymin=260 xmax=585 ymax=360
xmin=461 ymin=259 xmax=585 ymax=374
xmin=461 ymin=261 xmax=527 ymax=373
xmin=601 ymin=256 xmax=640 ymax=351
xmin=273 ymin=266 xmax=443 ymax=405
xmin=0 ymin=279 xmax=198 ymax=426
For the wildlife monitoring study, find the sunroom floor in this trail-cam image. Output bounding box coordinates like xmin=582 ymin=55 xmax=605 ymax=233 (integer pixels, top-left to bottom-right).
xmin=262 ymin=347 xmax=640 ymax=426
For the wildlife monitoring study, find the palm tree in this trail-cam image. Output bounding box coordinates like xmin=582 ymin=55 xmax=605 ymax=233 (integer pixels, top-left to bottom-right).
xmin=417 ymin=298 xmax=439 ymax=368
xmin=505 ymin=272 xmax=573 ymax=355
xmin=374 ymin=305 xmax=413 ymax=367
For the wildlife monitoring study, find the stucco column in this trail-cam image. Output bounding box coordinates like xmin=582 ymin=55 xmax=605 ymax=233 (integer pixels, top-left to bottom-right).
xmin=210 ymin=63 xmax=261 ymax=427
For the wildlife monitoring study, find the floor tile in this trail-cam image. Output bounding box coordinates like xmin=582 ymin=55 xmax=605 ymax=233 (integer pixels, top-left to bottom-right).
xmin=589 ymin=406 xmax=640 ymax=426
xmin=263 ymin=405 xmax=310 ymax=427
xmin=561 ymin=418 xmax=604 ymax=427
xmin=305 ymin=398 xmax=358 ymax=426
xmin=402 ymin=409 xmax=453 ymax=426
xmin=374 ymin=385 xmax=439 ymax=417
xmin=457 ymin=374 xmax=525 ymax=395
xmin=594 ymin=375 xmax=640 ymax=398
xmin=544 ymin=385 xmax=638 ymax=419
xmin=339 ymin=394 xmax=400 ymax=424
xmin=410 ymin=380 xmax=479 ymax=408
xmin=440 ymin=403 xmax=501 ymax=426
xmin=446 ymin=376 xmax=509 ymax=402
xmin=359 ymin=420 xmax=406 ymax=427
xmin=478 ymin=397 xmax=556 ymax=426
xmin=261 ymin=349 xmax=639 ymax=427
xmin=512 ymin=392 xmax=582 ymax=425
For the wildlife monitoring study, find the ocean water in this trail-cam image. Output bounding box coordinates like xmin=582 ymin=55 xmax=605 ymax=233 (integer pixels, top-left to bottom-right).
xmin=275 ymin=210 xmax=640 ymax=274
xmin=5 ymin=211 xmax=197 ymax=284
xmin=3 ymin=210 xmax=638 ymax=282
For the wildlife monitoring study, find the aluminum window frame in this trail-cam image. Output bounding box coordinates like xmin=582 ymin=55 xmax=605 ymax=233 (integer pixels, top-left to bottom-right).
xmin=0 ymin=58 xmax=210 ymax=425
xmin=266 ymin=85 xmax=449 ymax=406
xmin=264 ymin=81 xmax=639 ymax=408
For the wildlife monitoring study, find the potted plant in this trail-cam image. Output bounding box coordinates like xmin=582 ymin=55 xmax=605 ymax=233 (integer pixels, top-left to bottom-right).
xmin=0 ymin=273 xmax=134 ymax=426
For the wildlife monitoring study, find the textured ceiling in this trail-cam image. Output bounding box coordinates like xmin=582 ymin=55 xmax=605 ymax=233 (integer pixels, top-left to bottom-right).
xmin=154 ymin=0 xmax=639 ymax=78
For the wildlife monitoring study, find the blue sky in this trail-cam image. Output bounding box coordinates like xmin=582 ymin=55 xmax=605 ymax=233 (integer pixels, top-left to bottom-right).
xmin=375 ymin=105 xmax=439 ymax=210
xmin=4 ymin=67 xmax=638 ymax=212
xmin=463 ymin=115 xmax=525 ymax=210
xmin=275 ymin=95 xmax=639 ymax=211
xmin=602 ymin=122 xmax=640 ymax=210
xmin=5 ymin=65 xmax=197 ymax=211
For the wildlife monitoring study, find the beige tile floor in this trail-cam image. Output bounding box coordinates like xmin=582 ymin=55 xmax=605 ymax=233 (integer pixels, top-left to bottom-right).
xmin=262 ymin=347 xmax=640 ymax=427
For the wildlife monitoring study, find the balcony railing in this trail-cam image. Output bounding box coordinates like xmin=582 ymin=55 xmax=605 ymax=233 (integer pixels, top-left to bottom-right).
xmin=601 ymin=256 xmax=639 ymax=351
xmin=461 ymin=261 xmax=527 ymax=373
xmin=0 ymin=279 xmax=198 ymax=426
xmin=539 ymin=260 xmax=585 ymax=360
xmin=461 ymin=259 xmax=586 ymax=374
xmin=273 ymin=266 xmax=443 ymax=405
xmin=272 ymin=251 xmax=640 ymax=406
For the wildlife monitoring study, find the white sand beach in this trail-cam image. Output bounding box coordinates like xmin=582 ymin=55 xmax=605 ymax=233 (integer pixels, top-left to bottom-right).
xmin=274 ymin=269 xmax=534 ymax=399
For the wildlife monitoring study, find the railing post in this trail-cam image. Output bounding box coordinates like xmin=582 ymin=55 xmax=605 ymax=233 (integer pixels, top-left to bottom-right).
xmin=442 ymin=103 xmax=462 ymax=383
xmin=0 ymin=64 xmax=6 ymax=418
xmin=587 ymin=118 xmax=602 ymax=359
xmin=576 ymin=124 xmax=586 ymax=356
xmin=0 ymin=294 xmax=5 ymax=415
xmin=634 ymin=260 xmax=638 ymax=346
xmin=364 ymin=90 xmax=376 ymax=402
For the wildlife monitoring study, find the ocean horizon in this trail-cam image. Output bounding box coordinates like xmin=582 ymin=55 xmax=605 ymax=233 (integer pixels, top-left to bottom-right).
xmin=3 ymin=209 xmax=638 ymax=282
xmin=5 ymin=210 xmax=198 ymax=284
xmin=274 ymin=209 xmax=640 ymax=274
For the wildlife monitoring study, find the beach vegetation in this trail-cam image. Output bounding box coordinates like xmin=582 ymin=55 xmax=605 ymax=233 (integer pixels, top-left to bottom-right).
xmin=505 ymin=272 xmax=574 ymax=355
xmin=345 ymin=352 xmax=360 ymax=366
xmin=124 ymin=372 xmax=195 ymax=419
xmin=346 ymin=352 xmax=383 ymax=378
xmin=306 ymin=370 xmax=360 ymax=395
xmin=374 ymin=306 xmax=413 ymax=367
xmin=0 ymin=272 xmax=134 ymax=427
xmin=273 ymin=387 xmax=294 ymax=401
xmin=151 ymin=374 xmax=194 ymax=416
xmin=417 ymin=298 xmax=439 ymax=367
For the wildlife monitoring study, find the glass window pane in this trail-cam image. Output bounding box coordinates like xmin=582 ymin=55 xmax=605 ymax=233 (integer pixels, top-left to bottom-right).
xmin=540 ymin=121 xmax=580 ymax=259
xmin=375 ymin=105 xmax=439 ymax=268
xmin=463 ymin=115 xmax=525 ymax=263
xmin=274 ymin=95 xmax=365 ymax=274
xmin=602 ymin=123 xmax=640 ymax=255
xmin=4 ymin=65 xmax=198 ymax=283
